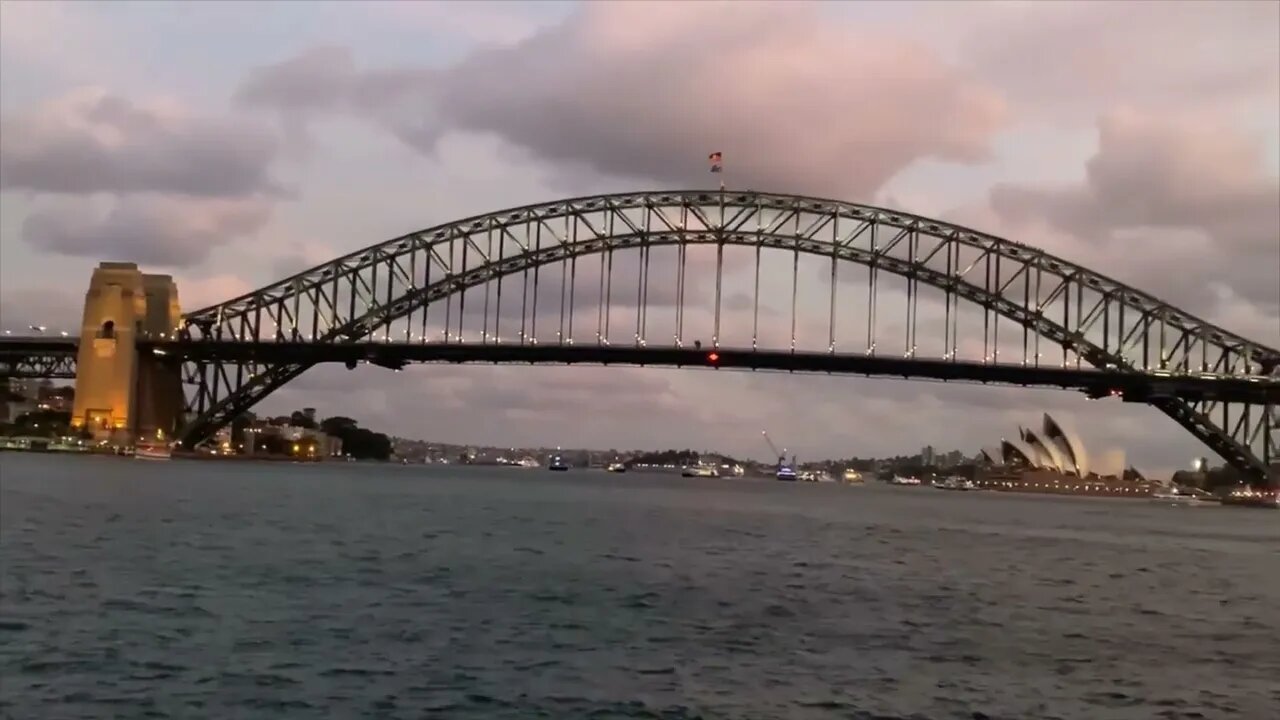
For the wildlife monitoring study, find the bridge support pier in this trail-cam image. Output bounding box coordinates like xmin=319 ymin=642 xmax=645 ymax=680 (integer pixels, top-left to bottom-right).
xmin=71 ymin=263 xmax=184 ymax=446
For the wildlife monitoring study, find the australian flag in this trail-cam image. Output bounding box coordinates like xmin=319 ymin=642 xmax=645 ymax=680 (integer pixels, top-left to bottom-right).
xmin=708 ymin=151 xmax=723 ymax=173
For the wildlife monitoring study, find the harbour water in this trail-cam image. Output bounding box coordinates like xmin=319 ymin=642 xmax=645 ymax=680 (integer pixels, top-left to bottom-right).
xmin=2 ymin=453 xmax=1277 ymax=719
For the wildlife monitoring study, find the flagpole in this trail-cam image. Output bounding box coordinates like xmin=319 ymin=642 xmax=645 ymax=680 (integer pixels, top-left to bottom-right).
xmin=715 ymin=152 xmax=725 ymax=349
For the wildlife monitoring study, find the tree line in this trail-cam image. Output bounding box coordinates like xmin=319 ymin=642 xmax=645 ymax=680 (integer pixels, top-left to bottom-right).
xmin=230 ymin=411 xmax=392 ymax=460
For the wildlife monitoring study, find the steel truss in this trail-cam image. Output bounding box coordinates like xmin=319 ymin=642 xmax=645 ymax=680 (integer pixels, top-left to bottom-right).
xmin=175 ymin=190 xmax=1280 ymax=481
xmin=0 ymin=352 xmax=77 ymax=379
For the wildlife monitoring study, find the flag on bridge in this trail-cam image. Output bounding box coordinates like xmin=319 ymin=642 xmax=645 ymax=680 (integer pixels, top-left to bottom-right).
xmin=708 ymin=151 xmax=723 ymax=173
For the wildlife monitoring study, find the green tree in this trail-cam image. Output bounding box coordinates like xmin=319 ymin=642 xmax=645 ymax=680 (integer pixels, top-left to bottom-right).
xmin=320 ymin=416 xmax=358 ymax=435
xmin=230 ymin=411 xmax=257 ymax=445
xmin=13 ymin=409 xmax=71 ymax=437
xmin=319 ymin=416 xmax=390 ymax=460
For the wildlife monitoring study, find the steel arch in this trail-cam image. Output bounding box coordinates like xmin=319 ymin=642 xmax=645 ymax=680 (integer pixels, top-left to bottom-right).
xmin=175 ymin=190 xmax=1279 ymax=478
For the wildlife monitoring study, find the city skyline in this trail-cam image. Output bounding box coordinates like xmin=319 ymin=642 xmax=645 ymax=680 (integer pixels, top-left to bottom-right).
xmin=1 ymin=1 xmax=1277 ymax=475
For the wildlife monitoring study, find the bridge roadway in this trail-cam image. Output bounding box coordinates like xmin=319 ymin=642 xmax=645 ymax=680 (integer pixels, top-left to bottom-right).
xmin=3 ymin=336 xmax=1276 ymax=404
xmin=159 ymin=340 xmax=1279 ymax=404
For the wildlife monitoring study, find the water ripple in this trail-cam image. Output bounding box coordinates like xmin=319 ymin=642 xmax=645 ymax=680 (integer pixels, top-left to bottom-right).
xmin=2 ymin=454 xmax=1277 ymax=719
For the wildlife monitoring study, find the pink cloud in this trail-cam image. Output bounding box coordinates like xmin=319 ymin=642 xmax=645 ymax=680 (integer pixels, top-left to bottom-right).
xmin=958 ymin=0 xmax=1280 ymax=120
xmin=236 ymin=1 xmax=1008 ymax=200
xmin=989 ymin=110 xmax=1279 ymax=314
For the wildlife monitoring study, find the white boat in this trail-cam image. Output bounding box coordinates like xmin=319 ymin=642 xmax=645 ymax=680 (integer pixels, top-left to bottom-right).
xmin=681 ymin=463 xmax=719 ymax=478
xmin=775 ymin=465 xmax=797 ymax=481
xmin=890 ymin=475 xmax=922 ymax=486
xmin=935 ymin=476 xmax=976 ymax=491
xmin=842 ymin=468 xmax=864 ymax=484
xmin=606 ymin=462 xmax=627 ymax=473
xmin=1150 ymin=487 xmax=1212 ymax=506
xmin=518 ymin=457 xmax=539 ymax=468
xmin=135 ymin=444 xmax=172 ymax=461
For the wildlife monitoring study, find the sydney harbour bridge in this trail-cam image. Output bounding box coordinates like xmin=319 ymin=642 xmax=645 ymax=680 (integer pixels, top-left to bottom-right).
xmin=2 ymin=191 xmax=1278 ymax=484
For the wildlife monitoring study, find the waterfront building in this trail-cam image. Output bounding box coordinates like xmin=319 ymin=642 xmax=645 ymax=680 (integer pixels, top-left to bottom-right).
xmin=977 ymin=413 xmax=1160 ymax=497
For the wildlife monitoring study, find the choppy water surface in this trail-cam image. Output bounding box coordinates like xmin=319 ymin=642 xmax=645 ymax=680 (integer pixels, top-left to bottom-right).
xmin=1 ymin=454 xmax=1276 ymax=719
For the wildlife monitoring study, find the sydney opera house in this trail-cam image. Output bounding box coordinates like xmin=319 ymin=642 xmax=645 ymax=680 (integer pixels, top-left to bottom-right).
xmin=980 ymin=413 xmax=1094 ymax=477
xmin=975 ymin=413 xmax=1157 ymax=496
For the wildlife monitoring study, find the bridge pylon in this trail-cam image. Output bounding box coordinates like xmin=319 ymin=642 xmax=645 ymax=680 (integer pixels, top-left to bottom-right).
xmin=71 ymin=262 xmax=184 ymax=445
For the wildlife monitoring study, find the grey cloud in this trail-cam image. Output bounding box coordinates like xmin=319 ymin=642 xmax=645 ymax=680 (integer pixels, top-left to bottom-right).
xmin=270 ymin=252 xmax=316 ymax=281
xmin=957 ymin=1 xmax=1279 ymax=119
xmin=236 ymin=45 xmax=356 ymax=115
xmin=235 ymin=46 xmax=443 ymax=154
xmin=990 ymin=111 xmax=1280 ymax=313
xmin=268 ymin=362 xmax=700 ymax=451
xmin=0 ymin=87 xmax=280 ymax=198
xmin=261 ymin=356 xmax=1184 ymax=473
xmin=22 ymin=195 xmax=273 ymax=268
xmin=234 ymin=2 xmax=1006 ymax=199
xmin=0 ymin=287 xmax=82 ymax=334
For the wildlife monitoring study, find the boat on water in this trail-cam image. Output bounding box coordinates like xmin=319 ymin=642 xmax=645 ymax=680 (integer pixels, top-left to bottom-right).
xmin=1150 ymin=486 xmax=1215 ymax=506
xmin=135 ymin=444 xmax=172 ymax=461
xmin=548 ymin=456 xmax=569 ymax=471
xmin=935 ymin=476 xmax=976 ymax=491
xmin=798 ymin=470 xmax=835 ymax=482
xmin=775 ymin=465 xmax=797 ymax=481
xmin=890 ymin=475 xmax=922 ymax=486
xmin=606 ymin=462 xmax=627 ymax=473
xmin=681 ymin=462 xmax=719 ymax=478
xmin=1220 ymin=487 xmax=1280 ymax=509
xmin=842 ymin=468 xmax=865 ymax=484
xmin=518 ymin=457 xmax=539 ymax=468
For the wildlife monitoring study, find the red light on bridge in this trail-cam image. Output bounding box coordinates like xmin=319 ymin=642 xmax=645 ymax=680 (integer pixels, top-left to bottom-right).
xmin=707 ymin=352 xmax=720 ymax=364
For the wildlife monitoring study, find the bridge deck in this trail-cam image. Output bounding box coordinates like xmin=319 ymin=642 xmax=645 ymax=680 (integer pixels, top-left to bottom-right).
xmin=145 ymin=341 xmax=1277 ymax=404
xmin=3 ymin=336 xmax=1274 ymax=405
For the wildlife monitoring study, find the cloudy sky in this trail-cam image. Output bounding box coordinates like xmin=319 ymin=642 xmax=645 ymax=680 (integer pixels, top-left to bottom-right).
xmin=1 ymin=0 xmax=1277 ymax=474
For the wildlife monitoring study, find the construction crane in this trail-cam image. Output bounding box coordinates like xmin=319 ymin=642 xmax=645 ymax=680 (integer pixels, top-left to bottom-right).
xmin=761 ymin=430 xmax=787 ymax=467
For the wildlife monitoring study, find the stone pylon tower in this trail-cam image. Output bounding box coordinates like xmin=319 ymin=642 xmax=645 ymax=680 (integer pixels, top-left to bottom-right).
xmin=70 ymin=262 xmax=183 ymax=445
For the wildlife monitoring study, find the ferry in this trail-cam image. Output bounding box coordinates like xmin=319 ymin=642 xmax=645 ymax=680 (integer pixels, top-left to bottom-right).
xmin=1150 ymin=486 xmax=1214 ymax=506
xmin=935 ymin=476 xmax=976 ymax=491
xmin=135 ymin=444 xmax=172 ymax=461
xmin=548 ymin=456 xmax=569 ymax=472
xmin=775 ymin=465 xmax=797 ymax=481
xmin=681 ymin=462 xmax=719 ymax=478
xmin=1220 ymin=487 xmax=1280 ymax=509
xmin=606 ymin=462 xmax=627 ymax=473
